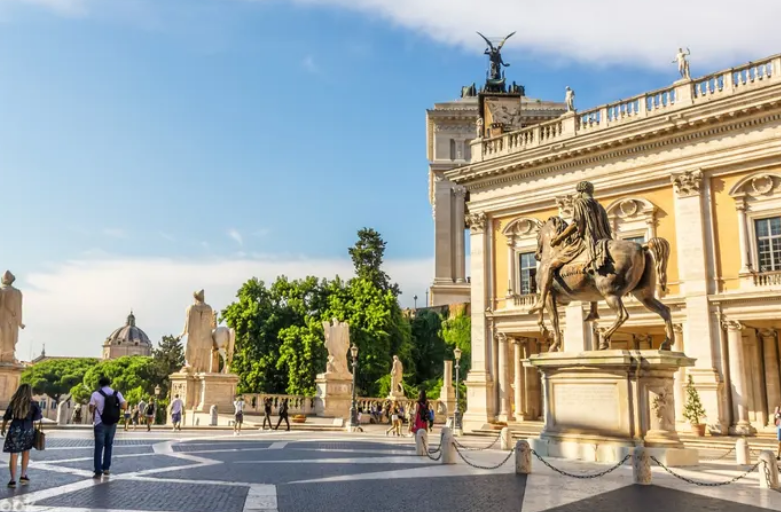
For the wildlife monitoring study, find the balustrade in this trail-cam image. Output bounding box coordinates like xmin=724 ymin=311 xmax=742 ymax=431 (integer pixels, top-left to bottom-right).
xmin=244 ymin=394 xmax=315 ymax=415
xmin=753 ymin=271 xmax=781 ymax=287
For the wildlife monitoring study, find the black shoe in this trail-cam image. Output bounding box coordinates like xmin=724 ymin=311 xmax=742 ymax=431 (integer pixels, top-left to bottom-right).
xmin=7 ymin=480 xmax=15 ymax=488
xmin=103 ymin=470 xmax=110 ymax=476
xmin=19 ymin=476 xmax=29 ymax=485
xmin=92 ymin=473 xmax=102 ymax=479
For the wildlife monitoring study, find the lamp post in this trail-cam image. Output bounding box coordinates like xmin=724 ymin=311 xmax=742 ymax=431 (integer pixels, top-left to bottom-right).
xmin=349 ymin=344 xmax=359 ymax=432
xmin=454 ymin=347 xmax=463 ymax=436
xmin=154 ymin=385 xmax=161 ymax=398
xmin=413 ymin=295 xmax=418 ymax=309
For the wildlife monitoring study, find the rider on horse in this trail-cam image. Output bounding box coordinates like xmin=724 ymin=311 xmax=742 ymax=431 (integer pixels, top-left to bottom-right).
xmin=529 ymin=181 xmax=613 ymax=319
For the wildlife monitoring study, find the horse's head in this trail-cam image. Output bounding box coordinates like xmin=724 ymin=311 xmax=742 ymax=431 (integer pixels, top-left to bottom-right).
xmin=536 ymin=216 xmax=568 ymax=261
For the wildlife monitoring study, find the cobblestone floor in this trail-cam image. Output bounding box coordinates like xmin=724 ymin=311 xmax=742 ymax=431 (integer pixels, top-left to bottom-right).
xmin=0 ymin=428 xmax=778 ymax=511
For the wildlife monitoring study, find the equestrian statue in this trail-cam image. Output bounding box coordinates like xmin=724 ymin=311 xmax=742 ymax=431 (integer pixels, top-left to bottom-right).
xmin=529 ymin=181 xmax=673 ymax=352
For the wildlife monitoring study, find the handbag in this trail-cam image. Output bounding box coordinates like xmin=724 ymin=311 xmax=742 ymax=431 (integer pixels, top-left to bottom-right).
xmin=33 ymin=420 xmax=45 ymax=451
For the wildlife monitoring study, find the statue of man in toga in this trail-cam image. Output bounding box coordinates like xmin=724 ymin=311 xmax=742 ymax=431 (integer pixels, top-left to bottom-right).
xmin=389 ymin=355 xmax=404 ymax=396
xmin=179 ymin=289 xmax=214 ymax=374
xmin=0 ymin=271 xmax=24 ymax=363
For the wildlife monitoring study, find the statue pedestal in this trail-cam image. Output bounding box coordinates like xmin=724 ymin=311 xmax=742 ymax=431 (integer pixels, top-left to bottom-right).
xmin=314 ymin=373 xmax=353 ymax=418
xmin=388 ymin=390 xmax=406 ymax=401
xmin=0 ymin=362 xmax=24 ymax=410
xmin=169 ymin=370 xmax=239 ymax=414
xmin=527 ymin=350 xmax=699 ymax=466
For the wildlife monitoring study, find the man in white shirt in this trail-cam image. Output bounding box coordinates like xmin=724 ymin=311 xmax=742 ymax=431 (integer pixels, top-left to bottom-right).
xmin=233 ymin=396 xmax=245 ymax=435
xmin=170 ymin=394 xmax=184 ymax=432
xmin=88 ymin=376 xmax=127 ymax=479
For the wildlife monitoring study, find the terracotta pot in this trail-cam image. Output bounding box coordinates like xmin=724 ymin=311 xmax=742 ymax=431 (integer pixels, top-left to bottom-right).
xmin=291 ymin=416 xmax=306 ymax=424
xmin=690 ymin=423 xmax=706 ymax=437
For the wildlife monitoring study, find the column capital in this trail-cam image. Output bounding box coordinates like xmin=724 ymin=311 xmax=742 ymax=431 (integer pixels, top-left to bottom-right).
xmin=759 ymin=328 xmax=778 ymax=339
xmin=495 ymin=332 xmax=508 ymax=344
xmin=673 ymin=323 xmax=684 ymax=334
xmin=734 ymin=195 xmax=748 ymax=212
xmin=466 ymin=211 xmax=488 ymax=234
xmin=452 ymin=185 xmax=467 ymax=198
xmin=722 ymin=319 xmax=743 ymax=332
xmin=671 ymin=169 xmax=703 ymax=197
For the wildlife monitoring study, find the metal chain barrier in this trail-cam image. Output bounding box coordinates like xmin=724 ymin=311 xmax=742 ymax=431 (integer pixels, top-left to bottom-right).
xmin=650 ymin=456 xmax=760 ymax=487
xmin=453 ymin=433 xmax=502 ymax=452
xmin=703 ymin=446 xmax=735 ymax=462
xmin=531 ymin=450 xmax=630 ymax=479
xmin=453 ymin=443 xmax=515 ymax=470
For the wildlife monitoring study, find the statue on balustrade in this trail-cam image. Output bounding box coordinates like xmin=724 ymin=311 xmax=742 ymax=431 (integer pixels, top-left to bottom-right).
xmin=389 ymin=355 xmax=404 ymax=397
xmin=565 ymin=86 xmax=575 ymax=112
xmin=673 ymin=47 xmax=691 ymax=79
xmin=322 ymin=318 xmax=351 ymax=377
xmin=531 ymin=181 xmax=674 ymax=352
xmin=0 ymin=271 xmax=24 ymax=363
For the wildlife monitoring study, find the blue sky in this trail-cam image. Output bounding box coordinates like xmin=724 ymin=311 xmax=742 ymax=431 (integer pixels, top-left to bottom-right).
xmin=1 ymin=0 xmax=777 ymax=358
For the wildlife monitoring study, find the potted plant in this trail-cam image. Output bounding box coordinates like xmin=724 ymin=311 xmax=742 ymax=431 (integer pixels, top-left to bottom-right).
xmin=291 ymin=414 xmax=306 ymax=424
xmin=683 ymin=375 xmax=707 ymax=436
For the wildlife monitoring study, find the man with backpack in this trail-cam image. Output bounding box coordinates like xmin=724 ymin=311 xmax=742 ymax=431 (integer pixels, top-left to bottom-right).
xmin=88 ymin=376 xmax=126 ymax=479
xmin=144 ymin=399 xmax=157 ymax=432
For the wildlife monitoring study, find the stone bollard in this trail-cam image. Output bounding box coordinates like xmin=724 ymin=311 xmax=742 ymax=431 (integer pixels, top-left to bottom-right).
xmin=758 ymin=450 xmax=779 ymax=489
xmin=632 ymin=447 xmax=652 ymax=485
xmin=515 ymin=440 xmax=532 ymax=475
xmin=441 ymin=427 xmax=457 ymax=464
xmin=736 ymin=438 xmax=750 ymax=465
xmin=209 ymin=405 xmax=218 ymax=426
xmin=501 ymin=427 xmax=513 ymax=451
xmin=415 ymin=429 xmax=429 ymax=456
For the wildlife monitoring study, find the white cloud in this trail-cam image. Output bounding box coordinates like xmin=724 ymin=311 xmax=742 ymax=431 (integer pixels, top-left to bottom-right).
xmin=17 ymin=255 xmax=433 ymax=359
xmin=301 ymin=55 xmax=319 ymax=74
xmin=102 ymin=228 xmax=127 ymax=239
xmin=227 ymin=229 xmax=243 ymax=246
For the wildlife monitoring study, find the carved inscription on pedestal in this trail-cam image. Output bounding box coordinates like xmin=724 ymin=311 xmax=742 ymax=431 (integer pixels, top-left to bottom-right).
xmin=553 ymin=384 xmax=620 ymax=431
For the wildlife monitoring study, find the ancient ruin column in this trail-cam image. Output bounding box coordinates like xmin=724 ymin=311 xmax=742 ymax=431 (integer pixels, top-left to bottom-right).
xmin=724 ymin=320 xmax=752 ymax=434
xmin=761 ymin=329 xmax=781 ymax=426
xmin=513 ymin=338 xmax=524 ymax=422
xmin=496 ymin=333 xmax=511 ymax=421
xmin=672 ymin=324 xmax=686 ymax=424
xmin=453 ymin=186 xmax=467 ymax=283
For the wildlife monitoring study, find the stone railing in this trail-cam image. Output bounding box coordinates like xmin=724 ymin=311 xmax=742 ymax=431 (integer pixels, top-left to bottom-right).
xmin=753 ymin=271 xmax=781 ymax=288
xmin=513 ymin=293 xmax=538 ymax=307
xmin=243 ymin=394 xmax=315 ymax=416
xmin=356 ymin=397 xmax=448 ymax=419
xmin=470 ymin=54 xmax=781 ymax=164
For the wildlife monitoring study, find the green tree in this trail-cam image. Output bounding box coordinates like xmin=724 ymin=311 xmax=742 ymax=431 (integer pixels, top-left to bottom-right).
xmin=348 ymin=227 xmax=400 ymax=297
xmin=153 ymin=334 xmax=185 ymax=378
xmin=440 ymin=308 xmax=472 ymax=375
xmin=70 ymin=356 xmax=162 ymax=405
xmin=409 ymin=309 xmax=446 ymax=384
xmin=21 ymin=358 xmax=99 ymax=403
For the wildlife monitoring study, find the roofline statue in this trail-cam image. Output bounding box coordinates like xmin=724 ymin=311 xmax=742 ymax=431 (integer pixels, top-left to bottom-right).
xmin=477 ymin=31 xmax=515 ymax=92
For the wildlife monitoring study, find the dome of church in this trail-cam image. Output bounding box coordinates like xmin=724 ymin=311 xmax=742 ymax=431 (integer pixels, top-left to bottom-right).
xmin=102 ymin=311 xmax=153 ymax=359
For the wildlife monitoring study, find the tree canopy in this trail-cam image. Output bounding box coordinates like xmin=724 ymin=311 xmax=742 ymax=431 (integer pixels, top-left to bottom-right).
xmin=70 ymin=356 xmax=165 ymax=405
xmin=21 ymin=358 xmax=99 ymax=402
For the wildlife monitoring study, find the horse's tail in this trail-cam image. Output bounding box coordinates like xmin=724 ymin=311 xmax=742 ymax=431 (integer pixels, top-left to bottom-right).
xmin=643 ymin=238 xmax=670 ymax=292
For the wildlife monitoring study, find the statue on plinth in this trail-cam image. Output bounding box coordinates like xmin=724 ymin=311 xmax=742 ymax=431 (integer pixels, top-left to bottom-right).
xmin=179 ymin=289 xmax=214 ymax=374
xmin=322 ymin=319 xmax=351 ymax=377
xmin=389 ymin=355 xmax=404 ymax=397
xmin=0 ymin=271 xmax=24 ymax=363
xmin=532 ymin=181 xmax=674 ymax=352
xmin=673 ymin=47 xmax=691 ymax=79
xmin=565 ymin=86 xmax=575 ymax=112
xmin=210 ymin=311 xmax=236 ymax=374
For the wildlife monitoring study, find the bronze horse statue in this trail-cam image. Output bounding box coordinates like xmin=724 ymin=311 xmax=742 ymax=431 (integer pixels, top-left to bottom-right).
xmin=535 ymin=216 xmax=673 ymax=352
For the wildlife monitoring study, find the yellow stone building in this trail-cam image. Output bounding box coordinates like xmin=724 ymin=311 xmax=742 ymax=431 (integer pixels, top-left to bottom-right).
xmin=432 ymin=53 xmax=781 ymax=435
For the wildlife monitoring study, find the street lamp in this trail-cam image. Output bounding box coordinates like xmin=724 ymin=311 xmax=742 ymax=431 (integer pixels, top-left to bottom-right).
xmin=453 ymin=347 xmax=463 ymax=436
xmin=154 ymin=385 xmax=161 ymax=398
xmin=413 ymin=295 xmax=418 ymax=309
xmin=349 ymin=344 xmax=359 ymax=432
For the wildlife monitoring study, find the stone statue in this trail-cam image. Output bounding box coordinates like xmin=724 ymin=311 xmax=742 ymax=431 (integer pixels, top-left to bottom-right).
xmin=532 ymin=181 xmax=674 ymax=352
xmin=210 ymin=311 xmax=236 ymax=374
xmin=461 ymin=83 xmax=477 ymax=98
xmin=389 ymin=355 xmax=404 ymax=397
xmin=0 ymin=271 xmax=24 ymax=363
xmin=179 ymin=289 xmax=214 ymax=374
xmin=477 ymin=31 xmax=515 ymax=81
xmin=322 ymin=318 xmax=350 ymax=376
xmin=673 ymin=48 xmax=691 ymax=79
xmin=565 ymin=86 xmax=575 ymax=112
xmin=476 ymin=117 xmax=484 ymax=138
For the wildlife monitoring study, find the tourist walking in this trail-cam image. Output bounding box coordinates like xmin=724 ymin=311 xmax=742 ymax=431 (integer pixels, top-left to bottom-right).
xmin=233 ymin=395 xmax=245 ymax=435
xmin=261 ymin=398 xmax=273 ymax=430
xmin=412 ymin=391 xmax=429 ymax=435
xmin=88 ymin=376 xmax=126 ymax=479
xmin=385 ymin=401 xmax=401 ymax=436
xmin=131 ymin=404 xmax=140 ymax=430
xmin=274 ymin=398 xmax=290 ymax=431
xmin=144 ymin=399 xmax=156 ymax=431
xmin=1 ymin=384 xmax=42 ymax=488
xmin=170 ymin=395 xmax=184 ymax=432
xmin=123 ymin=403 xmax=132 ymax=431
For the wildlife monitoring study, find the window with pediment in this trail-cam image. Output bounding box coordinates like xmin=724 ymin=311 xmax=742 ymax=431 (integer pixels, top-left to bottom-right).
xmin=502 ymin=217 xmax=543 ymax=302
xmin=605 ymin=197 xmax=658 ymax=243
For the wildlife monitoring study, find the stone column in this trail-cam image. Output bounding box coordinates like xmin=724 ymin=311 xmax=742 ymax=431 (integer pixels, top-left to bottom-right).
xmin=433 ymin=174 xmax=454 ymax=284
xmin=761 ymin=329 xmax=781 ymax=426
xmin=672 ymin=170 xmax=726 ymax=431
xmin=723 ymin=320 xmax=752 ymax=434
xmin=453 ymin=186 xmax=467 ymax=283
xmin=496 ymin=333 xmax=512 ymax=421
xmin=523 ymin=340 xmax=541 ymax=420
xmin=513 ymin=338 xmax=524 ymax=422
xmin=672 ymin=324 xmax=686 ymax=424
xmin=462 ymin=212 xmax=495 ymax=430
xmin=735 ymin=198 xmax=753 ymax=275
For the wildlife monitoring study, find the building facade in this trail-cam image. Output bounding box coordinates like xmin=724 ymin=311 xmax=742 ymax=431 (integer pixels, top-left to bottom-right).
xmin=439 ymin=53 xmax=781 ymax=435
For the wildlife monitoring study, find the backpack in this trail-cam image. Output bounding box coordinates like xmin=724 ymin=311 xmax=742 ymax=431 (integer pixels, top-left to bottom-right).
xmin=98 ymin=390 xmax=121 ymax=426
xmin=146 ymin=403 xmax=155 ymax=416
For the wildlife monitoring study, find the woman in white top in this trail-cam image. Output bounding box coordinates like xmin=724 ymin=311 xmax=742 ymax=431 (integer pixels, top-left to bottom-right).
xmin=233 ymin=396 xmax=245 ymax=435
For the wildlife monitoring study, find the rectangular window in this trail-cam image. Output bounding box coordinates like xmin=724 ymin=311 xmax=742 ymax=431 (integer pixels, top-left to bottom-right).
xmin=449 ymin=139 xmax=456 ymax=160
xmin=464 ymin=139 xmax=472 ymax=161
xmin=519 ymin=252 xmax=537 ymax=295
xmin=624 ymin=235 xmax=645 ymax=245
xmin=755 ymin=216 xmax=781 ymax=272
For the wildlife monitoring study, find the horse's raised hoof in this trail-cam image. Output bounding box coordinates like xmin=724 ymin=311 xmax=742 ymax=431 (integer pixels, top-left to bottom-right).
xmin=659 ymin=341 xmax=672 ymax=351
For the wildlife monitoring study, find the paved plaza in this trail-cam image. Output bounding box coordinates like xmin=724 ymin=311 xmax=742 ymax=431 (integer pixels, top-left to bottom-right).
xmin=0 ymin=428 xmax=779 ymax=511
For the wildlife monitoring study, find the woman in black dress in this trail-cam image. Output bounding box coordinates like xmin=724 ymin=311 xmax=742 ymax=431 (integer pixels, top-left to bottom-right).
xmin=1 ymin=384 xmax=42 ymax=488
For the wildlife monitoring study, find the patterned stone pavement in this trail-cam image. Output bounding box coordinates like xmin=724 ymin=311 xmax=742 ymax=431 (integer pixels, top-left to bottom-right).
xmin=0 ymin=429 xmax=779 ymax=511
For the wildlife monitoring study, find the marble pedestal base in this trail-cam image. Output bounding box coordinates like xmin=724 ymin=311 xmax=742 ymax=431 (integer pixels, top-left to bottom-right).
xmin=314 ymin=373 xmax=353 ymax=418
xmin=169 ymin=370 xmax=239 ymax=413
xmin=388 ymin=390 xmax=406 ymax=401
xmin=0 ymin=363 xmax=24 ymax=410
xmin=527 ymin=350 xmax=698 ymax=467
